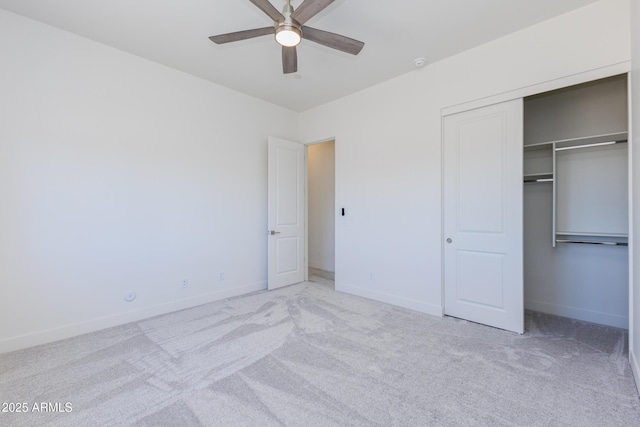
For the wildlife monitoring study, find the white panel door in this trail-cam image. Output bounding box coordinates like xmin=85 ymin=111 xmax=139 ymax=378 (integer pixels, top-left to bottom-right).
xmin=443 ymin=99 xmax=524 ymax=333
xmin=268 ymin=137 xmax=305 ymax=290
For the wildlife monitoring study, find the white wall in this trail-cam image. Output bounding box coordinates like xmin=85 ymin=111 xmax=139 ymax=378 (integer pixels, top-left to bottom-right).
xmin=630 ymin=0 xmax=640 ymax=390
xmin=0 ymin=10 xmax=298 ymax=353
xmin=308 ymin=141 xmax=335 ymax=272
xmin=299 ymin=0 xmax=631 ymax=316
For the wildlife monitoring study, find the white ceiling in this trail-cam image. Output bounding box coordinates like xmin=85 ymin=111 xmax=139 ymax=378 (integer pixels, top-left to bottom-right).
xmin=0 ymin=0 xmax=600 ymax=112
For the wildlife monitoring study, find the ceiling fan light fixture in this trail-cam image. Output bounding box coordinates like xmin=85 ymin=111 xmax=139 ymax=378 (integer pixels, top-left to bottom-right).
xmin=275 ymin=25 xmax=302 ymax=47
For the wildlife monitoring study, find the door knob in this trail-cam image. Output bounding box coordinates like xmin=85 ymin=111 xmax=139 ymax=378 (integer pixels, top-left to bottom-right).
xmin=270 ymin=230 xmax=281 ymax=235
xmin=446 ymin=238 xmax=452 ymax=244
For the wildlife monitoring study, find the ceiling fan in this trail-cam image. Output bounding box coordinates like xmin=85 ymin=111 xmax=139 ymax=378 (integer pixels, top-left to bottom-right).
xmin=209 ymin=0 xmax=365 ymax=74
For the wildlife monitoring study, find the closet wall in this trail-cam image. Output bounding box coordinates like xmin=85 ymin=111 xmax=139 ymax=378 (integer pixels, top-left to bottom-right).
xmin=523 ymin=75 xmax=629 ymax=328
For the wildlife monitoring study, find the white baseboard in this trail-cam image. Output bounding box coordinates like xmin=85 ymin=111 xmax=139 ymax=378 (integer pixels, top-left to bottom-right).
xmin=631 ymin=350 xmax=640 ymax=396
xmin=0 ymin=281 xmax=266 ymax=355
xmin=337 ymin=282 xmax=443 ymax=317
xmin=525 ymin=299 xmax=628 ymax=329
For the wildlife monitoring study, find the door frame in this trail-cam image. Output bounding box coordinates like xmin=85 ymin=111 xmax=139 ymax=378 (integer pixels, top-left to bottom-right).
xmin=441 ymin=62 xmax=633 ymax=332
xmin=269 ymin=136 xmax=337 ymax=286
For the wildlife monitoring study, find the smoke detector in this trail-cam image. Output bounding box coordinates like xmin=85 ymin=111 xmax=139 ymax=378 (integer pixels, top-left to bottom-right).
xmin=414 ymin=57 xmax=427 ymax=68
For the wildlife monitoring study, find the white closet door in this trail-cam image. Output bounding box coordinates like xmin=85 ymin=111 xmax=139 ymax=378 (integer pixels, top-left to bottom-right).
xmin=443 ymin=99 xmax=524 ymax=334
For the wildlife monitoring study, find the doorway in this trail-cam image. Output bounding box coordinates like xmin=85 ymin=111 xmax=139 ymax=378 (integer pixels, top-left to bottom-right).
xmin=307 ymin=140 xmax=335 ymax=283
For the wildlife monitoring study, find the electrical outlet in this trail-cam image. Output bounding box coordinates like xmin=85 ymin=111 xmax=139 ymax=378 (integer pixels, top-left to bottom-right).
xmin=124 ymin=291 xmax=137 ymax=302
xmin=218 ymin=272 xmax=225 ymax=281
xmin=181 ymin=279 xmax=189 ymax=288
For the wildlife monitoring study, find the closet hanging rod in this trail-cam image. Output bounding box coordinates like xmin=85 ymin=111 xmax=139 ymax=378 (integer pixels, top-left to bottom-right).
xmin=524 ymin=179 xmax=553 ymax=184
xmin=555 ymin=239 xmax=628 ymax=246
xmin=555 ymin=140 xmax=627 ymax=152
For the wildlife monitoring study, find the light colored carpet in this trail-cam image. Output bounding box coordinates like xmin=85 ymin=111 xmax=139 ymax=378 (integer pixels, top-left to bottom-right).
xmin=1 ymin=273 xmax=639 ymax=426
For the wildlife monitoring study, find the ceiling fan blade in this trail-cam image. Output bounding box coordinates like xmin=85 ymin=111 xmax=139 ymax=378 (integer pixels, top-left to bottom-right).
xmin=302 ymin=26 xmax=364 ymax=55
xmin=209 ymin=27 xmax=274 ymax=44
xmin=282 ymin=46 xmax=298 ymax=74
xmin=291 ymin=0 xmax=335 ymax=25
xmin=249 ymin=0 xmax=285 ymax=21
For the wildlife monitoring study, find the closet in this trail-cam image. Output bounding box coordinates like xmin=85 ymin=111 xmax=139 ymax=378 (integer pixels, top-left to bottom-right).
xmin=523 ymin=74 xmax=629 ymax=328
